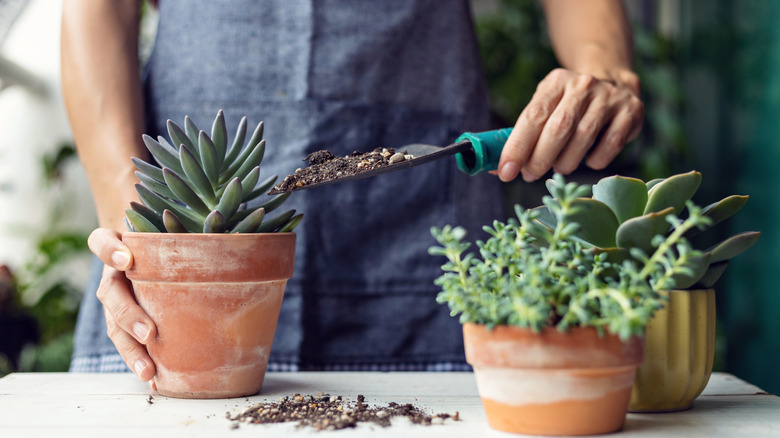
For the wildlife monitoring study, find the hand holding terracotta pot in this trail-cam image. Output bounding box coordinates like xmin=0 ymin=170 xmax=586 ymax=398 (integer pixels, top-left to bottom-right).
xmin=87 ymin=228 xmax=157 ymax=383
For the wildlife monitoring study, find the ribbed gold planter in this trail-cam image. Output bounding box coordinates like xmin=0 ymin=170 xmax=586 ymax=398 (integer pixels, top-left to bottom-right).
xmin=628 ymin=289 xmax=716 ymax=412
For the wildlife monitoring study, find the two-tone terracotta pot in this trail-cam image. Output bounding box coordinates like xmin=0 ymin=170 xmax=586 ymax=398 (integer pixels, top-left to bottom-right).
xmin=629 ymin=289 xmax=716 ymax=412
xmin=122 ymin=232 xmax=296 ymax=399
xmin=463 ymin=323 xmax=644 ymax=436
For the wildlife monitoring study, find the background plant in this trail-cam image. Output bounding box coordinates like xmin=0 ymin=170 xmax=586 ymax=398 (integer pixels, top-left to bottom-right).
xmin=430 ymin=175 xmax=711 ymax=340
xmin=126 ymin=111 xmax=302 ymax=234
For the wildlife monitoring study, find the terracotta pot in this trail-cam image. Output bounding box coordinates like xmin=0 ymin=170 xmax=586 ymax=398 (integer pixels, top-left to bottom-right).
xmin=629 ymin=289 xmax=716 ymax=412
xmin=122 ymin=232 xmax=296 ymax=399
xmin=463 ymin=323 xmax=644 ymax=436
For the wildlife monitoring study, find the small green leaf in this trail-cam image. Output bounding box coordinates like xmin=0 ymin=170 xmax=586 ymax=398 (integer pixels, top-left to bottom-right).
xmin=592 ymin=175 xmax=648 ymax=224
xmin=125 ymin=208 xmax=163 ymax=232
xmin=257 ymin=209 xmax=295 ymax=232
xmin=163 ymin=168 xmax=211 ymax=217
xmin=707 ymin=231 xmax=761 ymax=263
xmin=203 ymin=210 xmax=226 ymax=233
xmin=616 ymin=207 xmax=674 ymax=254
xmin=197 ymin=132 xmax=219 ymax=188
xmin=129 ymin=201 xmax=165 ymax=231
xmin=211 ymin=110 xmax=227 ymax=168
xmin=184 ymin=115 xmax=200 ymax=145
xmin=216 ymin=177 xmax=243 ymax=220
xmin=131 ymin=157 xmax=164 ymax=182
xmin=230 ymin=207 xmax=265 ymax=233
xmin=644 ymin=170 xmax=702 ymax=215
xmin=258 ymin=191 xmax=291 ymax=214
xmin=278 ymin=213 xmax=304 ymax=233
xmin=142 ymin=135 xmax=184 ymax=176
xmin=162 ymin=209 xmax=188 ymax=233
xmin=167 ymin=120 xmax=200 ymax=157
xmin=222 ymin=116 xmax=248 ymax=172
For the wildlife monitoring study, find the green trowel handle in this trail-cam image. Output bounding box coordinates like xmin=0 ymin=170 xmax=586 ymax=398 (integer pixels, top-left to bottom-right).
xmin=455 ymin=128 xmax=512 ymax=175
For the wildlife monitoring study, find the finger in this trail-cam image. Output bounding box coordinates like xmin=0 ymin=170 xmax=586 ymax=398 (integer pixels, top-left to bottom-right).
xmin=105 ymin=307 xmax=156 ymax=382
xmin=522 ymin=78 xmax=595 ymax=181
xmin=498 ymin=70 xmax=567 ymax=182
xmin=88 ymin=228 xmax=133 ymax=271
xmin=96 ymin=266 xmax=156 ymax=346
xmin=585 ymin=109 xmax=635 ymax=170
xmin=553 ymin=99 xmax=610 ymax=175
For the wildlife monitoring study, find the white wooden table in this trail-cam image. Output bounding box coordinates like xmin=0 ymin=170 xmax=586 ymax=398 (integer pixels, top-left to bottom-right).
xmin=0 ymin=372 xmax=778 ymax=437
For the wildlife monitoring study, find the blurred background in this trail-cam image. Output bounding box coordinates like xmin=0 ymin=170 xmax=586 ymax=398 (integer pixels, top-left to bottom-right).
xmin=0 ymin=0 xmax=777 ymax=394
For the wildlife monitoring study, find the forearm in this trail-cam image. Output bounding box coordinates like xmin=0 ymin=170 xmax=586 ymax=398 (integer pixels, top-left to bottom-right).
xmin=61 ymin=0 xmax=145 ymax=232
xmin=541 ymin=0 xmax=638 ymax=93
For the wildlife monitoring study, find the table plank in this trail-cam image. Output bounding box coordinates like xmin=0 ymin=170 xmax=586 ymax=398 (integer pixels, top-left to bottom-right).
xmin=0 ymin=372 xmax=777 ymax=437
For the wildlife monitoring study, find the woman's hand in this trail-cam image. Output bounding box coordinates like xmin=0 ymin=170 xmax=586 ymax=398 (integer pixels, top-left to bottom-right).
xmin=497 ymin=68 xmax=643 ymax=182
xmin=88 ymin=228 xmax=157 ymax=382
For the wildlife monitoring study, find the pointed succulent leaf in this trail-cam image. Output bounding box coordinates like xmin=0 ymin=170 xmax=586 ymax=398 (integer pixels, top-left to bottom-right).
xmin=258 ymin=191 xmax=291 ymax=214
xmin=257 ymin=209 xmax=295 ymax=232
xmin=203 ymin=210 xmax=226 ymax=233
xmin=644 ymin=170 xmax=702 ymax=215
xmin=211 ymin=110 xmax=227 ymax=167
xmin=142 ymin=134 xmax=184 ymax=176
xmin=250 ymin=175 xmax=279 ymax=200
xmin=162 ymin=209 xmax=188 ymax=233
xmin=129 ymin=201 xmax=165 ymax=231
xmin=125 ymin=208 xmax=163 ymax=232
xmin=645 ymin=178 xmax=665 ymax=191
xmin=223 ymin=117 xmax=249 ymax=172
xmin=616 ymin=207 xmax=674 ymax=254
xmin=670 ymin=252 xmax=711 ymax=289
xmin=163 ymin=168 xmax=211 ymax=217
xmin=184 ymin=115 xmax=200 ymax=145
xmin=707 ymin=231 xmax=761 ymax=263
xmin=135 ymin=171 xmax=176 ymax=199
xmin=686 ymin=195 xmax=750 ymax=238
xmin=240 ymin=166 xmax=260 ymax=201
xmin=124 ymin=217 xmax=135 ymax=232
xmin=131 ymin=157 xmax=164 ymax=182
xmin=694 ymin=260 xmax=730 ymax=288
xmin=565 ymin=198 xmax=619 ymax=248
xmin=157 ymin=135 xmax=176 ymax=152
xmin=230 ymin=207 xmax=265 ymax=233
xmin=179 ymin=145 xmax=217 ymax=207
xmin=216 ymin=177 xmax=243 ymax=220
xmin=222 ymin=139 xmax=266 ymax=185
xmin=197 ymin=131 xmax=219 ymax=187
xmin=592 ymin=175 xmax=648 ymax=224
xmin=167 ymin=119 xmax=197 ymax=156
xmin=135 ymin=184 xmax=202 ymax=232
xmin=278 ymin=213 xmax=304 ymax=233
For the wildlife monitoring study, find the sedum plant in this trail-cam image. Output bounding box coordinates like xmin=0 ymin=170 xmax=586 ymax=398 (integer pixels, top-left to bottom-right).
xmin=534 ymin=171 xmax=759 ymax=289
xmin=430 ymin=174 xmax=712 ymax=341
xmin=125 ymin=111 xmax=303 ymax=233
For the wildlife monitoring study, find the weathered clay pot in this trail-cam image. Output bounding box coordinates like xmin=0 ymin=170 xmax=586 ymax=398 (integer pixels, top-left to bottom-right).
xmin=122 ymin=232 xmax=296 ymax=399
xmin=463 ymin=323 xmax=644 ymax=436
xmin=629 ymin=289 xmax=716 ymax=412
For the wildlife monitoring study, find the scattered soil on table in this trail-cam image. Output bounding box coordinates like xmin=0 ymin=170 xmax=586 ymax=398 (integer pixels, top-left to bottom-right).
xmin=227 ymin=393 xmax=459 ymax=431
xmin=269 ymin=148 xmax=414 ymax=194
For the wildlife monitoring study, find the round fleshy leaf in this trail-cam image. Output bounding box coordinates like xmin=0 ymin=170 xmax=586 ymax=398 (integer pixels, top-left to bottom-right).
xmin=644 ymin=170 xmax=702 ymax=215
xmin=203 ymin=210 xmax=226 ymax=233
xmin=645 ymin=178 xmax=665 ymax=191
xmin=592 ymin=175 xmax=648 ymax=224
xmin=616 ymin=207 xmax=674 ymax=254
xmin=565 ymin=198 xmax=619 ymax=248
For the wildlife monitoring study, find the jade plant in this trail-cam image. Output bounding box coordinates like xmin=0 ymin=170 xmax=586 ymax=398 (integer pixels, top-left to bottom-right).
xmin=533 ymin=171 xmax=759 ymax=289
xmin=430 ymin=175 xmax=711 ymax=340
xmin=125 ymin=111 xmax=302 ymax=233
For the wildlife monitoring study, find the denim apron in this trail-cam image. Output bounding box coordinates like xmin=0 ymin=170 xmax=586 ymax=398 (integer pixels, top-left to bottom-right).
xmin=72 ymin=0 xmax=504 ymax=372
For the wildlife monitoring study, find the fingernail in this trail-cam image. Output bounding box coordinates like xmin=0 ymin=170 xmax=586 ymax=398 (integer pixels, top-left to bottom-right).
xmin=499 ymin=162 xmax=520 ymax=182
xmin=134 ymin=359 xmax=147 ymax=377
xmin=111 ymin=249 xmax=131 ymax=269
xmin=133 ymin=322 xmax=150 ymax=343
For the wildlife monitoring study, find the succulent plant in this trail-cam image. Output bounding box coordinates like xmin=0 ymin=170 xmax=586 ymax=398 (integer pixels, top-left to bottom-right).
xmin=125 ymin=110 xmax=303 ymax=233
xmin=534 ymin=171 xmax=759 ymax=289
xmin=430 ymin=174 xmax=711 ymax=340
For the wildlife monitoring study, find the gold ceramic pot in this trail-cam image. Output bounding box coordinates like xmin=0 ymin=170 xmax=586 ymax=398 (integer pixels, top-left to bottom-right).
xmin=628 ymin=289 xmax=716 ymax=412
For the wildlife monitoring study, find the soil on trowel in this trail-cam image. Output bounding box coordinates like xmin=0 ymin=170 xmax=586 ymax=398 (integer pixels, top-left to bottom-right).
xmin=227 ymin=393 xmax=459 ymax=431
xmin=269 ymin=148 xmax=414 ymax=194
